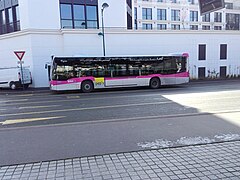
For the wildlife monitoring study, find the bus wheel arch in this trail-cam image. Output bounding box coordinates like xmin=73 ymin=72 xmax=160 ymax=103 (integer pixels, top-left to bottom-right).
xmin=81 ymin=80 xmax=94 ymax=93
xmin=149 ymin=77 xmax=161 ymax=89
xmin=9 ymin=82 xmax=17 ymax=90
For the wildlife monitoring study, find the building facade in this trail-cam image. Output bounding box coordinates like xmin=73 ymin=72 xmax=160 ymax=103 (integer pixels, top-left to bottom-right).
xmin=134 ymin=0 xmax=240 ymax=31
xmin=0 ymin=0 xmax=240 ymax=87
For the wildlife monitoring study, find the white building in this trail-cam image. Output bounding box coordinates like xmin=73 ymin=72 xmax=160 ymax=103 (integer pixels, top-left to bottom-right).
xmin=0 ymin=0 xmax=240 ymax=87
xmin=134 ymin=0 xmax=240 ymax=31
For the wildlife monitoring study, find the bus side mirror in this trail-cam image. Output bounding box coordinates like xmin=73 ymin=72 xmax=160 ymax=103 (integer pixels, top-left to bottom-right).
xmin=45 ymin=64 xmax=48 ymax=69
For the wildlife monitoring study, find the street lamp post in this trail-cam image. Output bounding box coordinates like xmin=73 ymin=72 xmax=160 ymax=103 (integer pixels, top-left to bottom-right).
xmin=99 ymin=2 xmax=109 ymax=56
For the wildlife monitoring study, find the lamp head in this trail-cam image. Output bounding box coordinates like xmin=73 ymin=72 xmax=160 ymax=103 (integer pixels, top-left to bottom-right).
xmin=102 ymin=2 xmax=109 ymax=9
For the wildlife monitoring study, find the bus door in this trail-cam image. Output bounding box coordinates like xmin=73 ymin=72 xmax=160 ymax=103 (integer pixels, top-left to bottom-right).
xmin=162 ymin=58 xmax=176 ymax=85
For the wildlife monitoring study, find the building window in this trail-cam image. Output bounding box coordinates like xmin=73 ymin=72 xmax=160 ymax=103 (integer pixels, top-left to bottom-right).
xmin=225 ymin=3 xmax=233 ymax=9
xmin=0 ymin=10 xmax=6 ymax=34
xmin=171 ymin=10 xmax=180 ymax=21
xmin=171 ymin=24 xmax=180 ymax=30
xmin=198 ymin=44 xmax=206 ymax=60
xmin=214 ymin=12 xmax=222 ymax=22
xmin=142 ymin=23 xmax=152 ymax=30
xmin=188 ymin=0 xmax=195 ymax=4
xmin=190 ymin=25 xmax=198 ymax=30
xmin=60 ymin=1 xmax=98 ymax=29
xmin=214 ymin=26 xmax=222 ymax=30
xmin=220 ymin=44 xmax=227 ymax=60
xmin=73 ymin=5 xmax=85 ymax=29
xmin=202 ymin=13 xmax=210 ymax=22
xmin=202 ymin=25 xmax=210 ymax=30
xmin=190 ymin=11 xmax=198 ymax=22
xmin=14 ymin=6 xmax=20 ymax=31
xmin=0 ymin=4 xmax=20 ymax=35
xmin=6 ymin=8 xmax=14 ymax=33
xmin=60 ymin=4 xmax=73 ymax=28
xmin=157 ymin=24 xmax=167 ymax=30
xmin=134 ymin=7 xmax=138 ymax=30
xmin=86 ymin=6 xmax=97 ymax=28
xmin=157 ymin=9 xmax=166 ymax=20
xmin=226 ymin=13 xmax=240 ymax=30
xmin=142 ymin=8 xmax=152 ymax=20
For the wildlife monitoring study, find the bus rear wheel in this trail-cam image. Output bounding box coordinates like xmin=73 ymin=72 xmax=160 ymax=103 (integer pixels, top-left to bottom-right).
xmin=81 ymin=81 xmax=94 ymax=93
xmin=150 ymin=78 xmax=161 ymax=89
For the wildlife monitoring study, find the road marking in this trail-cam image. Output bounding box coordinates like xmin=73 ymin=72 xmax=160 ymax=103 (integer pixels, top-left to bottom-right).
xmin=1 ymin=116 xmax=65 ymax=125
xmin=1 ymin=91 xmax=240 ymax=108
xmin=15 ymin=94 xmax=33 ymax=97
xmin=67 ymin=96 xmax=80 ymax=99
xmin=0 ymin=101 xmax=173 ymax=117
xmin=0 ymin=99 xmax=29 ymax=103
xmin=18 ymin=105 xmax=61 ymax=110
xmin=1 ymin=110 xmax=240 ymax=131
xmin=0 ymin=93 xmax=169 ymax=106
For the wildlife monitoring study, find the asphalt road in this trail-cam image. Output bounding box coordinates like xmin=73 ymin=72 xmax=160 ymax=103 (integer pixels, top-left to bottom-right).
xmin=0 ymin=80 xmax=240 ymax=166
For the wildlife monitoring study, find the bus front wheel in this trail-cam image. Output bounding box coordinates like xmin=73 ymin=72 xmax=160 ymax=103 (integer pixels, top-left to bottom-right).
xmin=150 ymin=78 xmax=161 ymax=89
xmin=81 ymin=81 xmax=94 ymax=93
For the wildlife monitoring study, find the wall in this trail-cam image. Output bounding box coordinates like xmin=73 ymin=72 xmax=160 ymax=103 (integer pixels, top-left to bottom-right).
xmin=1 ymin=29 xmax=240 ymax=87
xmin=18 ymin=0 xmax=127 ymax=31
xmin=0 ymin=32 xmax=33 ymax=69
xmin=98 ymin=0 xmax=127 ymax=29
xmin=18 ymin=0 xmax=61 ymax=30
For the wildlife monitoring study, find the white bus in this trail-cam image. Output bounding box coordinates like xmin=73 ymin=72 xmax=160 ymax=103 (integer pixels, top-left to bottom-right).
xmin=0 ymin=67 xmax=32 ymax=89
xmin=50 ymin=54 xmax=189 ymax=92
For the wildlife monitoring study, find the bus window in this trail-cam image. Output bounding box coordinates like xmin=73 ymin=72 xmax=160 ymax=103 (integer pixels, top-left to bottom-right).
xmin=176 ymin=57 xmax=186 ymax=73
xmin=128 ymin=63 xmax=140 ymax=76
xmin=163 ymin=58 xmax=177 ymax=74
xmin=112 ymin=64 xmax=128 ymax=77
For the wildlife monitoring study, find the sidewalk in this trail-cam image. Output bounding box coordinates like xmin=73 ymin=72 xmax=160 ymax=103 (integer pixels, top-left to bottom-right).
xmin=0 ymin=141 xmax=240 ymax=180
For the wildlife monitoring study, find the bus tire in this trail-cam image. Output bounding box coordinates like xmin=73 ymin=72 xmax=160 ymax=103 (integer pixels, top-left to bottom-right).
xmin=10 ymin=82 xmax=17 ymax=90
xmin=81 ymin=80 xmax=94 ymax=93
xmin=149 ymin=77 xmax=161 ymax=89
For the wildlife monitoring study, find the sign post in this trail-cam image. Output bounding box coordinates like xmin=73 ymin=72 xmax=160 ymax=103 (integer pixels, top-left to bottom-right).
xmin=14 ymin=51 xmax=25 ymax=90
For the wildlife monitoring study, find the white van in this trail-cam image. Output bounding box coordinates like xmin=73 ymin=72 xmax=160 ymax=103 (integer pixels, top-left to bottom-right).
xmin=0 ymin=67 xmax=32 ymax=89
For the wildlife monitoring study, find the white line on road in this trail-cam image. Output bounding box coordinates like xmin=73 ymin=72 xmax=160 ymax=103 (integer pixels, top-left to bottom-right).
xmin=15 ymin=94 xmax=34 ymax=97
xmin=0 ymin=99 xmax=29 ymax=103
xmin=18 ymin=105 xmax=61 ymax=110
xmin=1 ymin=116 xmax=66 ymax=125
xmin=0 ymin=101 xmax=173 ymax=117
xmin=1 ymin=110 xmax=240 ymax=131
xmin=66 ymin=96 xmax=80 ymax=99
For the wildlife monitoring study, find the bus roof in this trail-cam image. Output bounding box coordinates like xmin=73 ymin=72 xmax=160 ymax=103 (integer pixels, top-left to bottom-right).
xmin=53 ymin=53 xmax=189 ymax=60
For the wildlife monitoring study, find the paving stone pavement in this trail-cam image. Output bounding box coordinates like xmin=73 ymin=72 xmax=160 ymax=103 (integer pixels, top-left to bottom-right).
xmin=0 ymin=141 xmax=240 ymax=180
